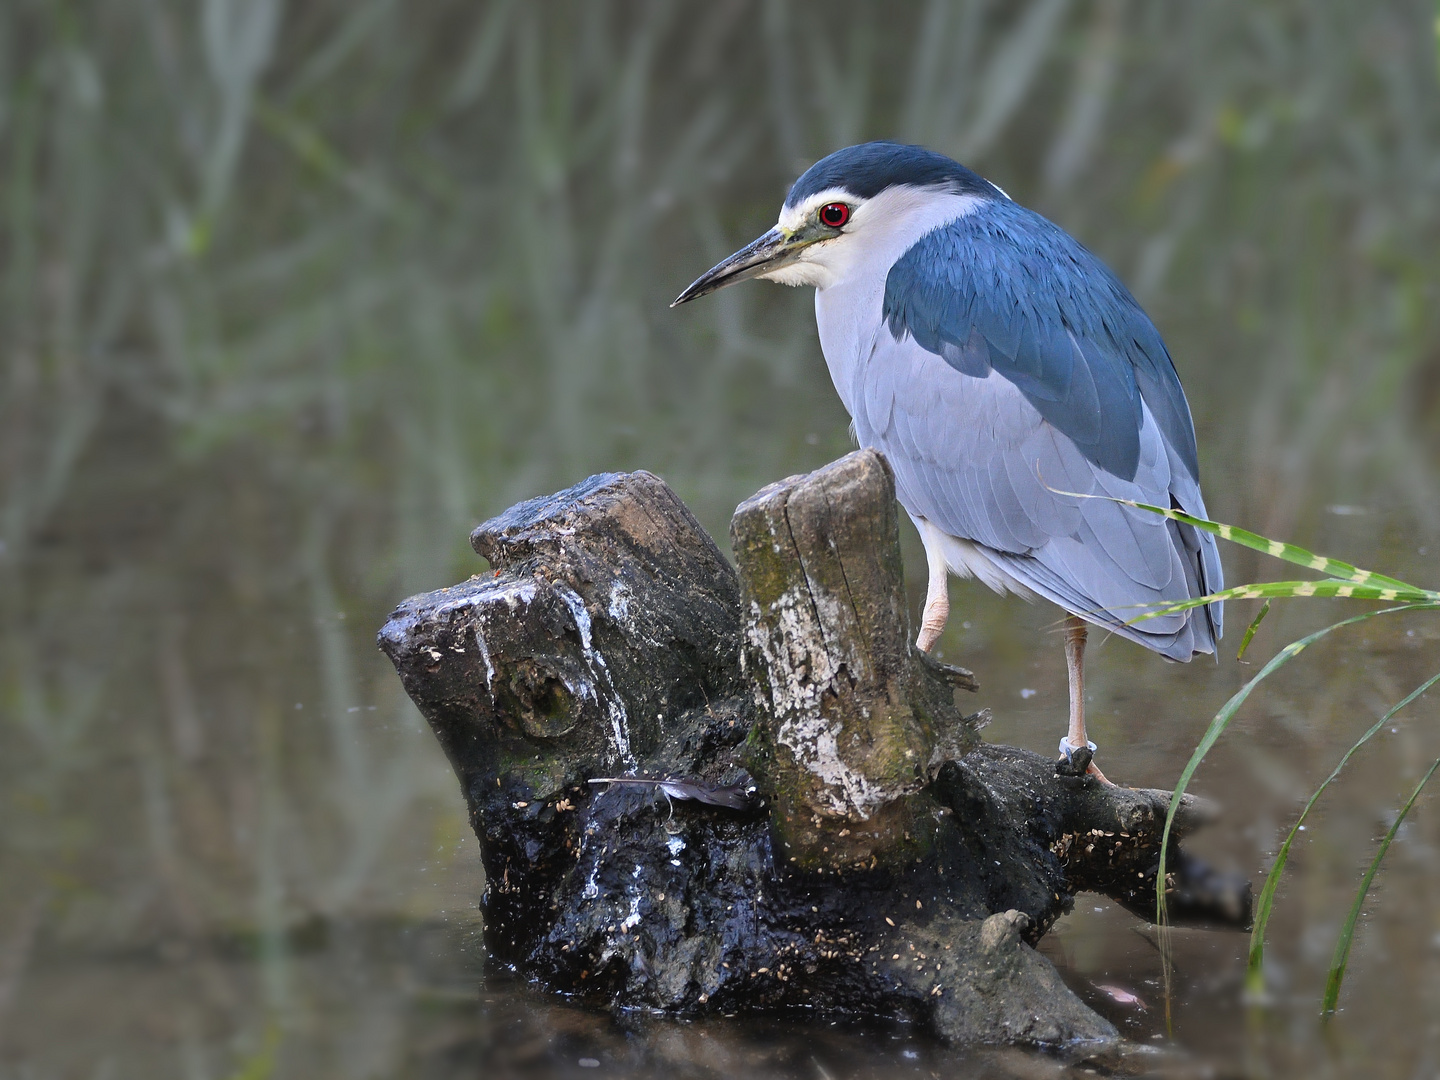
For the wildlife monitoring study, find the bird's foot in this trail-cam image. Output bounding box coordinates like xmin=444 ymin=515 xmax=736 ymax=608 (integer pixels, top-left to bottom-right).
xmin=915 ymin=624 xmax=941 ymax=652
xmin=1056 ymin=736 xmax=1095 ymax=772
xmin=1055 ymin=736 xmax=1114 ymax=785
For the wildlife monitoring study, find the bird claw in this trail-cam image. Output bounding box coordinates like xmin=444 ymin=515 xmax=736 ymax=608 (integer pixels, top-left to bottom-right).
xmin=1055 ymin=736 xmax=1097 ymax=777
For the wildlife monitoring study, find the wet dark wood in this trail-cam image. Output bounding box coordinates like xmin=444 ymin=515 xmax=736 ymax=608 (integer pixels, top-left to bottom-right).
xmin=378 ymin=450 xmax=1250 ymax=1049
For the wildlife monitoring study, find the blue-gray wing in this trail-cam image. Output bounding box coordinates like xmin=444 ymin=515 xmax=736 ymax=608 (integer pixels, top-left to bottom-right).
xmin=853 ymin=326 xmax=1222 ymax=659
xmin=882 ymin=198 xmax=1200 ymax=484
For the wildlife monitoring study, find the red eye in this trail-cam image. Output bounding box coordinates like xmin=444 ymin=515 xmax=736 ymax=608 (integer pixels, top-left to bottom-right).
xmin=819 ymin=202 xmax=850 ymax=228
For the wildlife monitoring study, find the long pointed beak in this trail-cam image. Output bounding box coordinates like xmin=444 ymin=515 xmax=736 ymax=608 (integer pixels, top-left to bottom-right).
xmin=671 ymin=227 xmax=803 ymax=307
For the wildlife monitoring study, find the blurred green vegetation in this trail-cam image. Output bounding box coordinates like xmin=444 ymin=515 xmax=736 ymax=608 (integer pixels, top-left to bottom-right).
xmin=1 ymin=0 xmax=1438 ymax=1072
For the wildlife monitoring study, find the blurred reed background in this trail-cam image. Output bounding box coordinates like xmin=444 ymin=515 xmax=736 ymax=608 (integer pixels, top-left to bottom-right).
xmin=2 ymin=2 xmax=1439 ymax=1077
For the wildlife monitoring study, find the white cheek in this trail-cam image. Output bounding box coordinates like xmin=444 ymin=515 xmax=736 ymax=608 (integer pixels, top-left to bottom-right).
xmin=759 ymin=259 xmax=834 ymax=289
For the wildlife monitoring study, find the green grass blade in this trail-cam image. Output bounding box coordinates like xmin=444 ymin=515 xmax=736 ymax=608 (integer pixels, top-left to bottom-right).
xmin=1322 ymin=753 xmax=1440 ymax=1017
xmin=1124 ymin=582 xmax=1439 ymax=628
xmin=1128 ymin=502 xmax=1421 ymax=592
xmin=1246 ymin=671 xmax=1440 ymax=998
xmin=1155 ymin=604 xmax=1439 ymax=927
xmin=1049 ymin=489 xmax=1427 ymax=594
xmin=1236 ymin=599 xmax=1271 ymax=661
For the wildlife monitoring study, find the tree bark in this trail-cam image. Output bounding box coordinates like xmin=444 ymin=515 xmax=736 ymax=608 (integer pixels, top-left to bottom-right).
xmin=378 ymin=450 xmax=1249 ymax=1048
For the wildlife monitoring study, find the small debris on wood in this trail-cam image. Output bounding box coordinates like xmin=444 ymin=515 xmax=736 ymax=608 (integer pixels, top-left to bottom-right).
xmin=587 ymin=776 xmax=759 ymax=811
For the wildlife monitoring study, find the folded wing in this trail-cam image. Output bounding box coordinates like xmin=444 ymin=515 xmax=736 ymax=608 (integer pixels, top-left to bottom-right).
xmin=855 ymin=323 xmax=1222 ymax=660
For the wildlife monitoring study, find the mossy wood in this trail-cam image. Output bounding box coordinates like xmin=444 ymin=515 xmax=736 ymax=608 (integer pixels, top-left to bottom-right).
xmin=378 ymin=449 xmax=1250 ymax=1048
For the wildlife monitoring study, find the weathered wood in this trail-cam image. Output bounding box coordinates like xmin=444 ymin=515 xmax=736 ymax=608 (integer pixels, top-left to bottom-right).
xmin=377 ymin=453 xmax=1250 ymax=1050
xmin=732 ymin=451 xmax=979 ymax=867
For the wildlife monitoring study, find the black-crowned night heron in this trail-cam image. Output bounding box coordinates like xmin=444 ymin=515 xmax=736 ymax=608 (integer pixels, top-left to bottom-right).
xmin=673 ymin=142 xmax=1223 ymax=782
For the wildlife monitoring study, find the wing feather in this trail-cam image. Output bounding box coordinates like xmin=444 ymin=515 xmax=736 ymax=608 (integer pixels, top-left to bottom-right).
xmin=882 ymin=199 xmax=1189 ymax=481
xmin=855 ymin=328 xmax=1220 ymax=658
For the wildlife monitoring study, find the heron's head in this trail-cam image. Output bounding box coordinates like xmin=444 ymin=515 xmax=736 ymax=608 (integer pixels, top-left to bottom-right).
xmin=672 ymin=142 xmax=1006 ymax=307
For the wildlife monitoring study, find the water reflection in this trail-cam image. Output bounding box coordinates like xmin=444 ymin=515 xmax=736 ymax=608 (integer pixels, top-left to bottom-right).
xmin=4 ymin=910 xmax=1211 ymax=1079
xmin=2 ymin=1 xmax=1438 ymax=1077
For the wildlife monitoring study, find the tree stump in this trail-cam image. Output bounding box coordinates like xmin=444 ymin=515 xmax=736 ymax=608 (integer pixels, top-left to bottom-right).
xmin=378 ymin=449 xmax=1249 ymax=1048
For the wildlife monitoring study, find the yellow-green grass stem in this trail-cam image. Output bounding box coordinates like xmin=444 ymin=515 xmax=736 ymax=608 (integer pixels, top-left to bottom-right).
xmin=1236 ymin=598 xmax=1270 ymax=661
xmin=1154 ymin=604 xmax=1439 ymax=929
xmin=1322 ymin=754 xmax=1440 ymax=1017
xmin=1246 ymin=671 xmax=1440 ymax=999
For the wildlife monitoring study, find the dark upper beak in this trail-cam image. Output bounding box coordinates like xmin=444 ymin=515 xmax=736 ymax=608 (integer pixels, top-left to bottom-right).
xmin=671 ymin=226 xmax=805 ymax=307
